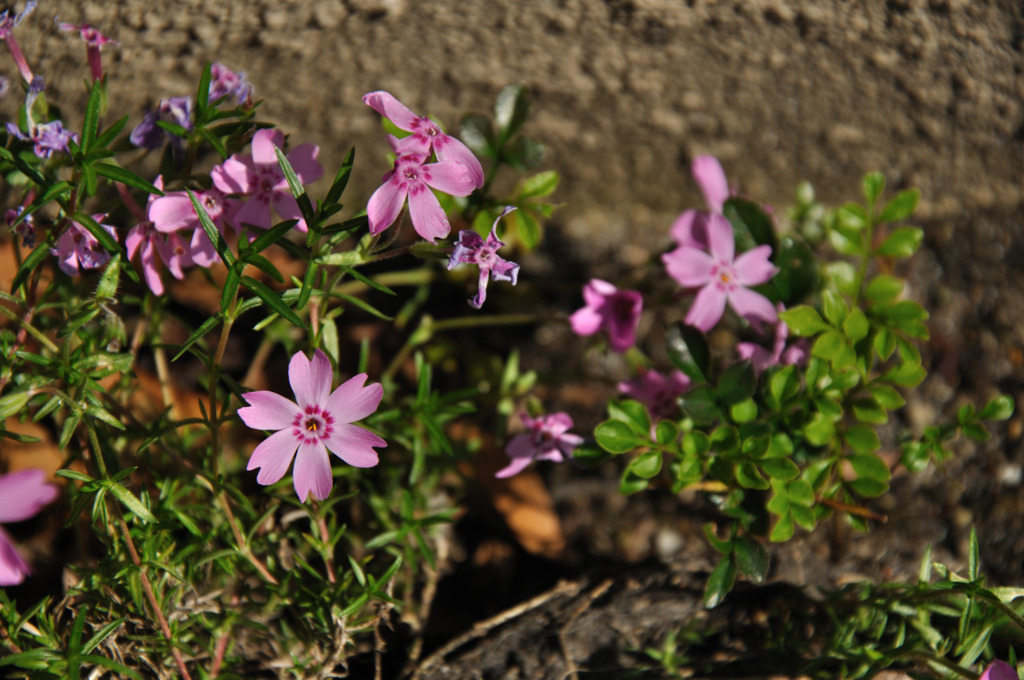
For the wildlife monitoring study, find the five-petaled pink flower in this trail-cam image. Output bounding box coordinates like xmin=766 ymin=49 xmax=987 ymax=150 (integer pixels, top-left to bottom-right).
xmin=569 ymin=279 xmax=643 ymax=353
xmin=447 ymin=206 xmax=519 ymax=308
xmin=671 ymin=155 xmax=730 ymax=251
xmin=238 ymin=349 xmax=386 ymax=502
xmin=212 ymin=128 xmax=322 ymax=233
xmin=0 ymin=468 xmax=58 ymax=585
xmin=980 ymin=661 xmax=1019 ymax=680
xmin=363 ymin=90 xmax=484 ymax=188
xmin=497 ymin=412 xmax=583 ymax=479
xmin=662 ymin=213 xmax=778 ymax=332
xmin=618 ymin=368 xmax=690 ymax=424
xmin=366 ymin=134 xmax=476 ymax=242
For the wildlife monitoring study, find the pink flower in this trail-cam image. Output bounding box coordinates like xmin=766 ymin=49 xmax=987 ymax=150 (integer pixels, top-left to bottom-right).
xmin=662 ymin=213 xmax=778 ymax=332
xmin=0 ymin=1 xmax=36 ymax=82
xmin=51 ymin=214 xmax=117 ymax=276
xmin=57 ymin=21 xmax=116 ymax=82
xmin=238 ymin=349 xmax=386 ymax=502
xmin=363 ymin=90 xmax=484 ymax=188
xmin=208 ymin=62 xmax=252 ymax=105
xmin=149 ymin=186 xmax=241 ymax=265
xmin=569 ymin=279 xmax=643 ymax=353
xmin=737 ymin=304 xmax=809 ymax=374
xmin=212 ymin=128 xmax=323 ymax=233
xmin=497 ymin=412 xmax=583 ymax=479
xmin=670 ymin=155 xmax=730 ymax=251
xmin=0 ymin=468 xmax=58 ymax=585
xmin=981 ymin=661 xmax=1019 ymax=680
xmin=125 ymin=176 xmax=190 ymax=295
xmin=447 ymin=206 xmax=519 ymax=308
xmin=366 ymin=135 xmax=476 ymax=242
xmin=618 ymin=368 xmax=690 ymax=424
xmin=7 ymin=77 xmax=77 ymax=159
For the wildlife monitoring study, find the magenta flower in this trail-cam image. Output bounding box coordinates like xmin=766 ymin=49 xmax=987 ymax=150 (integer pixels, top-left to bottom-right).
xmin=447 ymin=206 xmax=519 ymax=308
xmin=0 ymin=1 xmax=36 ymax=82
xmin=208 ymin=62 xmax=253 ymax=105
xmin=57 ymin=21 xmax=116 ymax=82
xmin=981 ymin=661 xmax=1019 ymax=680
xmin=569 ymin=279 xmax=643 ymax=353
xmin=51 ymin=214 xmax=117 ymax=276
xmin=7 ymin=77 xmax=77 ymax=159
xmin=366 ymin=135 xmax=476 ymax=242
xmin=238 ymin=349 xmax=386 ymax=502
xmin=737 ymin=304 xmax=809 ymax=375
xmin=212 ymin=128 xmax=322 ymax=233
xmin=149 ymin=185 xmax=241 ymax=266
xmin=363 ymin=90 xmax=484 ymax=189
xmin=618 ymin=368 xmax=690 ymax=424
xmin=670 ymin=155 xmax=730 ymax=251
xmin=498 ymin=412 xmax=583 ymax=479
xmin=0 ymin=468 xmax=58 ymax=586
xmin=662 ymin=213 xmax=777 ymax=332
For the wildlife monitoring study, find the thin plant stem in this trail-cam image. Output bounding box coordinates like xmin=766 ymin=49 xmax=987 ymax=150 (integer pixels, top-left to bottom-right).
xmin=218 ymin=491 xmax=279 ymax=585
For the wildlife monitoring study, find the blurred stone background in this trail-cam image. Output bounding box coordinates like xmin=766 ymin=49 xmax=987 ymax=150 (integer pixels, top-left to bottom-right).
xmin=4 ymin=0 xmax=1023 ymax=263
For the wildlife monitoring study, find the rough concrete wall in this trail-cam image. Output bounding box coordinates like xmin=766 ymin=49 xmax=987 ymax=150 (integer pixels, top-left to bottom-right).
xmin=5 ymin=0 xmax=1023 ymax=263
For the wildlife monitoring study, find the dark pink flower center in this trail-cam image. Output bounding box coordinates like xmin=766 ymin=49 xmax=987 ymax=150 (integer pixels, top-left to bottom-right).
xmin=711 ymin=263 xmax=737 ymax=291
xmin=291 ymin=404 xmax=335 ymax=446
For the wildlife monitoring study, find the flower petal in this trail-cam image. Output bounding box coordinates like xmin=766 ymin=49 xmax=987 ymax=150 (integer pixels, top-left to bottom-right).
xmin=149 ymin=193 xmax=198 ymax=233
xmin=326 ymin=373 xmax=383 ymax=423
xmin=692 ymin=155 xmax=729 ymax=213
xmin=662 ymin=246 xmax=714 ymax=288
xmin=423 ymin=161 xmax=475 ymax=197
xmin=569 ymin=306 xmax=603 ymax=336
xmin=407 ymin=183 xmax=451 ymax=242
xmin=669 ymin=210 xmax=709 ymax=250
xmin=706 ymin=213 xmax=735 ymax=264
xmin=728 ymin=287 xmax=778 ymax=325
xmin=362 ymin=91 xmax=420 ymax=131
xmin=289 ymin=350 xmax=333 ymax=408
xmin=246 ymin=427 xmax=299 ymax=486
xmin=238 ymin=391 xmax=300 ymax=431
xmin=733 ymin=245 xmax=778 ymax=286
xmin=495 ymin=455 xmax=533 ymax=479
xmin=0 ymin=527 xmax=29 ymax=586
xmin=685 ymin=284 xmax=728 ymax=331
xmin=0 ymin=469 xmax=57 ymax=523
xmin=234 ymin=196 xmax=272 ymax=231
xmin=432 ymin=134 xmax=485 ymax=188
xmin=324 ymin=423 xmax=384 ymax=468
xmin=286 ymin=143 xmax=323 ymax=184
xmin=212 ymin=156 xmax=253 ymax=195
xmin=293 ymin=441 xmax=333 ymax=501
xmin=367 ymin=175 xmax=406 ymax=235
xmin=251 ymin=128 xmax=284 ymax=166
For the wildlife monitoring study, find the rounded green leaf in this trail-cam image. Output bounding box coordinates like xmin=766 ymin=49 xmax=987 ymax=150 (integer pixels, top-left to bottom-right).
xmin=760 ymin=457 xmax=799 ymax=481
xmin=848 ymin=452 xmax=891 ymax=482
xmin=703 ymin=555 xmax=737 ymax=608
xmin=654 ymin=420 xmax=680 ymax=446
xmin=733 ymin=536 xmax=769 ymax=583
xmin=878 ymin=188 xmax=920 ymax=223
xmin=629 ymin=449 xmax=663 ymax=479
xmin=595 ymin=420 xmax=645 ymax=454
xmin=844 ymin=425 xmax=881 ymax=455
xmin=779 ymin=305 xmax=829 ymax=336
xmin=980 ymin=395 xmax=1014 ymax=421
xmin=875 ymin=227 xmax=923 ymax=258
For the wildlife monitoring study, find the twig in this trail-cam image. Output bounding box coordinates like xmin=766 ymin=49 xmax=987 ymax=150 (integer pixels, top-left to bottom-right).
xmin=557 ymin=578 xmax=614 ymax=680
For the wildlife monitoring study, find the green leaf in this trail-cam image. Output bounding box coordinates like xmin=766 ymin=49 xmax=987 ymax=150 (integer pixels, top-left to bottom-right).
xmin=770 ymin=236 xmax=818 ymax=303
xmin=629 ymin=449 xmax=663 ymax=479
xmin=730 ymin=398 xmax=757 ymax=424
xmin=876 ymin=227 xmax=923 ymax=258
xmin=843 ymin=308 xmax=869 ymax=342
xmin=811 ymin=330 xmax=847 ymax=361
xmin=736 ymin=461 xmax=769 ymax=489
xmin=980 ymin=395 xmax=1014 ymax=421
xmin=81 ymin=79 xmax=103 ymax=150
xmin=682 ymin=431 xmax=710 ymax=457
xmin=822 ymin=290 xmax=849 ymax=326
xmin=654 ymin=420 xmax=679 ymax=446
xmin=786 ymin=479 xmax=815 ymax=507
xmin=595 ymin=420 xmax=644 ymax=454
xmin=703 ymin=555 xmax=737 ymax=608
xmin=804 ymin=412 xmax=836 ymax=447
xmin=459 ymin=113 xmax=495 ymax=158
xmin=865 ymin=274 xmax=904 ymax=304
xmin=848 ymin=478 xmax=888 ymax=498
xmin=770 ymin=511 xmax=795 ymax=542
xmin=768 ymin=365 xmax=799 ymax=409
xmin=718 ymin=362 xmax=756 ymax=405
xmin=844 ymin=425 xmax=881 ymax=455
xmin=505 ymin=136 xmax=546 ymax=171
xmin=619 ymin=469 xmax=650 ymax=495
xmin=824 ymin=260 xmax=859 ymax=297
xmin=680 ymin=385 xmax=721 ymax=426
xmin=274 ymin=145 xmax=316 ymax=229
xmin=324 ymin=147 xmax=356 ymax=207
xmin=93 ymin=114 xmax=129 ymax=150
xmin=837 ymin=203 xmax=868 ymax=231
xmin=509 ymin=209 xmax=541 ymax=250
xmin=173 ymin=314 xmax=220 ymax=361
xmin=779 ymin=305 xmax=830 ymax=336
xmin=73 ymin=212 xmax=120 ymax=255
xmin=240 ymin=276 xmax=304 ymax=327
xmin=93 ymin=163 xmax=165 ymax=196
xmin=248 ymin=218 xmax=299 ymax=254
xmin=878 ymin=188 xmax=919 ymax=223
xmin=759 ymin=457 xmax=799 ymax=481
xmin=607 ymin=399 xmax=652 ymax=435
xmin=666 ymin=322 xmax=710 ymax=382
xmin=733 ymin=536 xmax=769 ymax=583
xmin=962 ymin=424 xmax=990 ymax=442
xmin=849 ymin=452 xmax=891 ymax=482
xmin=862 ymin=171 xmax=886 ymax=208
xmin=196 ymin=61 xmax=212 ymax=116
xmin=710 ymin=425 xmax=741 ymax=457
xmin=494 ymin=83 xmax=531 ymax=139
xmin=853 ymin=396 xmax=888 ymax=424
xmin=0 ymin=391 xmax=31 ymax=420
xmin=188 ymin=189 xmax=235 ymax=267
xmin=723 ymin=197 xmax=777 ymax=251
xmin=10 ymin=242 xmax=48 ymax=293
xmin=870 ymin=384 xmax=905 ymax=410
xmin=106 ymin=481 xmax=158 ymax=523
xmin=517 ymin=170 xmax=559 ymax=200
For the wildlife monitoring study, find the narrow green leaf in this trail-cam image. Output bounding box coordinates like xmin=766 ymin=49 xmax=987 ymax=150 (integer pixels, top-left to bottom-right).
xmin=334 ymin=292 xmax=394 ymax=321
xmin=196 ymin=125 xmax=229 ymax=158
xmin=93 ymin=163 xmax=165 ymax=196
xmin=517 ymin=170 xmax=559 ymax=200
xmin=196 ymin=61 xmax=212 ymax=116
xmin=324 ymin=147 xmax=356 ymax=207
xmin=173 ymin=314 xmax=221 ymax=361
xmin=666 ymin=322 xmax=710 ymax=382
xmin=93 ymin=114 xmax=129 ymax=150
xmin=274 ymin=145 xmax=316 ymax=229
xmin=187 ymin=188 xmax=235 ymax=267
xmin=81 ymin=80 xmax=103 ymax=150
xmin=862 ymin=171 xmax=885 ymax=208
xmin=106 ymin=481 xmax=157 ymax=523
xmin=240 ymin=276 xmax=304 ymax=327
xmin=494 ymin=83 xmax=531 ymax=139
xmin=249 ymin=218 xmax=299 ymax=254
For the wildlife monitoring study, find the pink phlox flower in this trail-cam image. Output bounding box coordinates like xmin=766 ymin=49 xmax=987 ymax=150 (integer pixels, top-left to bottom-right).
xmin=366 ymin=134 xmax=475 ymax=242
xmin=7 ymin=76 xmax=77 ymax=158
xmin=568 ymin=278 xmax=643 ymax=353
xmin=0 ymin=1 xmax=36 ymax=82
xmin=149 ymin=186 xmax=241 ymax=264
xmin=130 ymin=96 xmax=192 ymax=150
xmin=0 ymin=468 xmax=58 ymax=585
xmin=57 ymin=20 xmax=116 ymax=82
xmin=497 ymin=411 xmax=583 ymax=479
xmin=125 ymin=177 xmax=200 ymax=294
xmin=363 ymin=90 xmax=484 ymax=189
xmin=208 ymin=62 xmax=253 ymax=105
xmin=662 ymin=213 xmax=778 ymax=332
xmin=617 ymin=368 xmax=690 ymax=425
xmin=51 ymin=214 xmax=117 ymax=276
xmin=737 ymin=304 xmax=809 ymax=375
xmin=447 ymin=206 xmax=519 ymax=308
xmin=670 ymin=155 xmax=731 ymax=251
xmin=980 ymin=661 xmax=1020 ymax=680
xmin=211 ymin=128 xmax=323 ymax=233
xmin=6 ymin=205 xmax=35 ymax=248
xmin=238 ymin=349 xmax=386 ymax=502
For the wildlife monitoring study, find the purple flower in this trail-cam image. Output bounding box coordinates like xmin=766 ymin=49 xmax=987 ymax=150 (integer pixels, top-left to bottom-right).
xmin=208 ymin=62 xmax=253 ymax=105
xmin=670 ymin=155 xmax=730 ymax=251
xmin=363 ymin=90 xmax=484 ymax=189
xmin=497 ymin=412 xmax=583 ymax=479
xmin=5 ymin=205 xmax=34 ymax=247
xmin=51 ymin=214 xmax=117 ymax=276
xmin=238 ymin=349 xmax=386 ymax=502
xmin=618 ymin=368 xmax=690 ymax=424
xmin=980 ymin=661 xmax=1019 ymax=680
xmin=7 ymin=76 xmax=78 ymax=158
xmin=366 ymin=135 xmax=475 ymax=242
xmin=662 ymin=213 xmax=778 ymax=332
xmin=447 ymin=206 xmax=519 ymax=308
xmin=211 ymin=128 xmax=322 ymax=232
xmin=130 ymin=96 xmax=193 ymax=150
xmin=0 ymin=1 xmax=36 ymax=82
xmin=568 ymin=279 xmax=643 ymax=353
xmin=0 ymin=468 xmax=58 ymax=585
xmin=57 ymin=21 xmax=116 ymax=82
xmin=737 ymin=304 xmax=809 ymax=375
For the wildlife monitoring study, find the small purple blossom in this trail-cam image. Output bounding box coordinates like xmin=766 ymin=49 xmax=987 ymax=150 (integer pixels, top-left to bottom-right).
xmin=618 ymin=368 xmax=690 ymax=424
xmin=980 ymin=661 xmax=1019 ymax=680
xmin=211 ymin=127 xmax=322 ymax=233
xmin=57 ymin=21 xmax=116 ymax=82
xmin=0 ymin=468 xmax=58 ymax=586
xmin=51 ymin=214 xmax=117 ymax=276
xmin=670 ymin=155 xmax=731 ymax=251
xmin=7 ymin=76 xmax=77 ymax=158
xmin=662 ymin=213 xmax=778 ymax=332
xmin=737 ymin=304 xmax=809 ymax=375
xmin=238 ymin=349 xmax=386 ymax=502
xmin=208 ymin=62 xmax=253 ymax=105
xmin=569 ymin=279 xmax=643 ymax=353
xmin=497 ymin=412 xmax=583 ymax=479
xmin=5 ymin=205 xmax=34 ymax=247
xmin=447 ymin=206 xmax=519 ymax=308
xmin=130 ymin=96 xmax=193 ymax=150
xmin=366 ymin=135 xmax=475 ymax=242
xmin=363 ymin=90 xmax=484 ymax=189
xmin=0 ymin=1 xmax=36 ymax=82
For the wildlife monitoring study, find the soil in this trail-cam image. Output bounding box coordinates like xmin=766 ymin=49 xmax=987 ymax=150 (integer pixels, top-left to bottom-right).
xmin=2 ymin=1 xmax=1023 ymax=678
